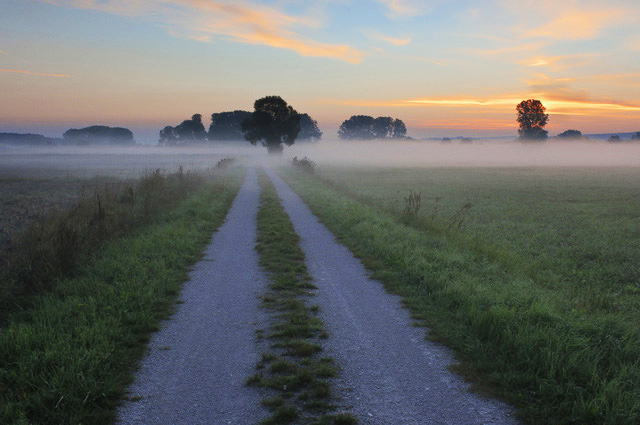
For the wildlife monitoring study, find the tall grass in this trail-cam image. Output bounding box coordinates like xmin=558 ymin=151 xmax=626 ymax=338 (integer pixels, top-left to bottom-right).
xmin=0 ymin=168 xmax=241 ymax=425
xmin=0 ymin=168 xmax=204 ymax=323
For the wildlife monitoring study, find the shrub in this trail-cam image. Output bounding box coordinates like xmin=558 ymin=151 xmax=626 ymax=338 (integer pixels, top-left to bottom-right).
xmin=292 ymin=156 xmax=316 ymax=173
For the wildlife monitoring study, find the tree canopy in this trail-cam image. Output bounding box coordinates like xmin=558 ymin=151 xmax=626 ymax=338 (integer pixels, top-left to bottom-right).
xmin=242 ymin=96 xmax=300 ymax=154
xmin=63 ymin=126 xmax=135 ymax=145
xmin=159 ymin=114 xmax=207 ymax=145
xmin=208 ymin=111 xmax=253 ymax=141
xmin=297 ymin=113 xmax=323 ymax=142
xmin=632 ymin=132 xmax=640 ymax=140
xmin=557 ymin=129 xmax=584 ymax=140
xmin=338 ymin=115 xmax=407 ymax=140
xmin=516 ymin=99 xmax=549 ymax=140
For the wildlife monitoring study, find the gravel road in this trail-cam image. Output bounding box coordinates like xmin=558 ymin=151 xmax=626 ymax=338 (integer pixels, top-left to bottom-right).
xmin=265 ymin=167 xmax=519 ymax=425
xmin=117 ymin=168 xmax=267 ymax=425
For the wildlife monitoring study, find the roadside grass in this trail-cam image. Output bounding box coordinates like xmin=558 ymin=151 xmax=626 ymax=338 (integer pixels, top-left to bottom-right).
xmin=279 ymin=166 xmax=640 ymax=425
xmin=0 ymin=168 xmax=207 ymax=324
xmin=248 ymin=170 xmax=357 ymax=425
xmin=0 ymin=168 xmax=243 ymax=425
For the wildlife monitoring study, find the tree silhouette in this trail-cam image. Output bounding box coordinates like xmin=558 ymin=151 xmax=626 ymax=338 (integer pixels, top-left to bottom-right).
xmin=631 ymin=132 xmax=640 ymax=140
xmin=298 ymin=113 xmax=323 ymax=142
xmin=63 ymin=126 xmax=135 ymax=145
xmin=242 ymin=96 xmax=300 ymax=154
xmin=159 ymin=114 xmax=206 ymax=145
xmin=557 ymin=129 xmax=584 ymax=140
xmin=208 ymin=111 xmax=253 ymax=141
xmin=516 ymin=99 xmax=549 ymax=140
xmin=608 ymin=135 xmax=621 ymax=143
xmin=338 ymin=115 xmax=407 ymax=139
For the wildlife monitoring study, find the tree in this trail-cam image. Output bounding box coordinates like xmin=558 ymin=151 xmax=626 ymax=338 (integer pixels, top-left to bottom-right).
xmin=159 ymin=126 xmax=178 ymax=145
xmin=392 ymin=119 xmax=407 ymax=138
xmin=608 ymin=135 xmax=621 ymax=143
xmin=631 ymin=132 xmax=640 ymax=140
xmin=175 ymin=114 xmax=207 ymax=141
xmin=516 ymin=99 xmax=549 ymax=140
xmin=242 ymin=96 xmax=300 ymax=154
xmin=208 ymin=111 xmax=253 ymax=141
xmin=63 ymin=126 xmax=135 ymax=145
xmin=338 ymin=115 xmax=407 ymax=140
xmin=298 ymin=113 xmax=323 ymax=142
xmin=338 ymin=115 xmax=376 ymax=139
xmin=158 ymin=114 xmax=206 ymax=145
xmin=557 ymin=129 xmax=583 ymax=140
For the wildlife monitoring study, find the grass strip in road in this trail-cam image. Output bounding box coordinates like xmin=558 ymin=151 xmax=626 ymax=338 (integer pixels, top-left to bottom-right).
xmin=279 ymin=166 xmax=640 ymax=425
xmin=0 ymin=169 xmax=243 ymax=425
xmin=248 ymin=170 xmax=357 ymax=425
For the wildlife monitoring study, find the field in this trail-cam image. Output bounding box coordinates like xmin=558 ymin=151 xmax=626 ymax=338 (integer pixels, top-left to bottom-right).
xmin=280 ymin=164 xmax=640 ymax=424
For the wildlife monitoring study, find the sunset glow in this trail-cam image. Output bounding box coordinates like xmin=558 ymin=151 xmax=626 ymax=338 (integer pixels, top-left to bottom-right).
xmin=1 ymin=0 xmax=639 ymax=139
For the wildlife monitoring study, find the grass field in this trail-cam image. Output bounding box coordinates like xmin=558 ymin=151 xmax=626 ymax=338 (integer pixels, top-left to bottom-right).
xmin=280 ymin=164 xmax=640 ymax=425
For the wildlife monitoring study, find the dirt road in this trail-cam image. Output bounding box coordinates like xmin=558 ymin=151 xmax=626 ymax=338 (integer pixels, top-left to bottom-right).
xmin=265 ymin=167 xmax=519 ymax=425
xmin=118 ymin=168 xmax=267 ymax=425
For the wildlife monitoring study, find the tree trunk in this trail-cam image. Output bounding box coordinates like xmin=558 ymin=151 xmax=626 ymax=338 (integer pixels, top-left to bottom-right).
xmin=266 ymin=142 xmax=284 ymax=155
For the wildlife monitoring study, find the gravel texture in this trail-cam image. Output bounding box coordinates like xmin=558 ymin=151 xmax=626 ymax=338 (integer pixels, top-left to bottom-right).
xmin=117 ymin=168 xmax=266 ymax=425
xmin=265 ymin=167 xmax=520 ymax=425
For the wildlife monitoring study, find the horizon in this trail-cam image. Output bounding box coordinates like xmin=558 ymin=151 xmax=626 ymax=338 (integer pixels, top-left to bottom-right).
xmin=1 ymin=0 xmax=640 ymax=140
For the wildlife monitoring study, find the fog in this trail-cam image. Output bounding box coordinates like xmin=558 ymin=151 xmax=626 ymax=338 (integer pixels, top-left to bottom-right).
xmin=284 ymin=139 xmax=640 ymax=168
xmin=2 ymin=139 xmax=640 ymax=179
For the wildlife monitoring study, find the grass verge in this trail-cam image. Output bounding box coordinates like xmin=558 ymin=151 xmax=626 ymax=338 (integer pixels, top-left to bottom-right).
xmin=0 ymin=168 xmax=243 ymax=425
xmin=279 ymin=166 xmax=640 ymax=425
xmin=247 ymin=170 xmax=357 ymax=425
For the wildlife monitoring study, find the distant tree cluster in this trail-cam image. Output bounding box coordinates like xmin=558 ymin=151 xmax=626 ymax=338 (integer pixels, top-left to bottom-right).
xmin=556 ymin=129 xmax=587 ymax=140
xmin=0 ymin=133 xmax=56 ymax=146
xmin=338 ymin=115 xmax=407 ymax=140
xmin=63 ymin=126 xmax=135 ymax=145
xmin=159 ymin=100 xmax=322 ymax=150
xmin=159 ymin=114 xmax=207 ymax=145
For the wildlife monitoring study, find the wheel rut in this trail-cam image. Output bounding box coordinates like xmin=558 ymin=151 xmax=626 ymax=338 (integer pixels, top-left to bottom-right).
xmin=117 ymin=168 xmax=268 ymax=425
xmin=264 ymin=167 xmax=519 ymax=425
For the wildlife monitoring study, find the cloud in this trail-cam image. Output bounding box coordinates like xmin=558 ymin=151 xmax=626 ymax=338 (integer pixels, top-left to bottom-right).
xmin=510 ymin=1 xmax=631 ymax=40
xmin=519 ymin=54 xmax=596 ymax=71
xmin=375 ymin=0 xmax=433 ymax=18
xmin=0 ymin=50 xmax=7 ymax=55
xmin=45 ymin=0 xmax=364 ymax=63
xmin=320 ymin=95 xmax=640 ymax=113
xmin=364 ymin=30 xmax=411 ymax=46
xmin=0 ymin=69 xmax=73 ymax=78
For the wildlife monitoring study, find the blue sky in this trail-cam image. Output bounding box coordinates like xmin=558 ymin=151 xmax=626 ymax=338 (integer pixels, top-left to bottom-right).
xmin=1 ymin=0 xmax=639 ymax=140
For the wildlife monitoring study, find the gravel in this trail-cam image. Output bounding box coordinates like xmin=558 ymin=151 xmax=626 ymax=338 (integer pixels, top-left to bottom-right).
xmin=117 ymin=167 xmax=267 ymax=425
xmin=265 ymin=167 xmax=520 ymax=425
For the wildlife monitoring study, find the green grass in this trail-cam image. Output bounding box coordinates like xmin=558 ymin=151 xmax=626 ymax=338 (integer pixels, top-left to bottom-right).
xmin=279 ymin=165 xmax=640 ymax=425
xmin=0 ymin=168 xmax=243 ymax=425
xmin=248 ymin=170 xmax=357 ymax=425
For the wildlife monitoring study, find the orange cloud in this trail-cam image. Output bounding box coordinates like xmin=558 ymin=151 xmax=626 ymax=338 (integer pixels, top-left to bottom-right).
xmin=411 ymin=118 xmax=515 ymax=130
xmin=520 ymin=2 xmax=627 ymax=40
xmin=45 ymin=0 xmax=363 ymax=63
xmin=0 ymin=69 xmax=72 ymax=78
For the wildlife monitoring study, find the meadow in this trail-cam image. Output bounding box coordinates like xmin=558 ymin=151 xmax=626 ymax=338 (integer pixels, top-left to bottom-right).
xmin=280 ymin=164 xmax=640 ymax=424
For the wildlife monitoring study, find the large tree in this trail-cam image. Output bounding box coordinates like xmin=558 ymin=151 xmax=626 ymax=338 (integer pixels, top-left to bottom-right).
xmin=63 ymin=126 xmax=135 ymax=145
xmin=516 ymin=99 xmax=549 ymax=140
xmin=242 ymin=96 xmax=300 ymax=154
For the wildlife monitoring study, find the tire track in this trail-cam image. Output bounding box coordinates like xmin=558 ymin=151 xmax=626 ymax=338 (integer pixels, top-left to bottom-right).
xmin=118 ymin=168 xmax=267 ymax=425
xmin=265 ymin=167 xmax=519 ymax=425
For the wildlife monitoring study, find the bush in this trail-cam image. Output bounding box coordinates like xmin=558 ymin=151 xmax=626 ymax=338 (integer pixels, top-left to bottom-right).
xmin=291 ymin=156 xmax=316 ymax=173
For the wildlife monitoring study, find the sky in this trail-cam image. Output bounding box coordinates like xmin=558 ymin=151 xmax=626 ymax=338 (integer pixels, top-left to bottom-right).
xmin=1 ymin=0 xmax=639 ymax=141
